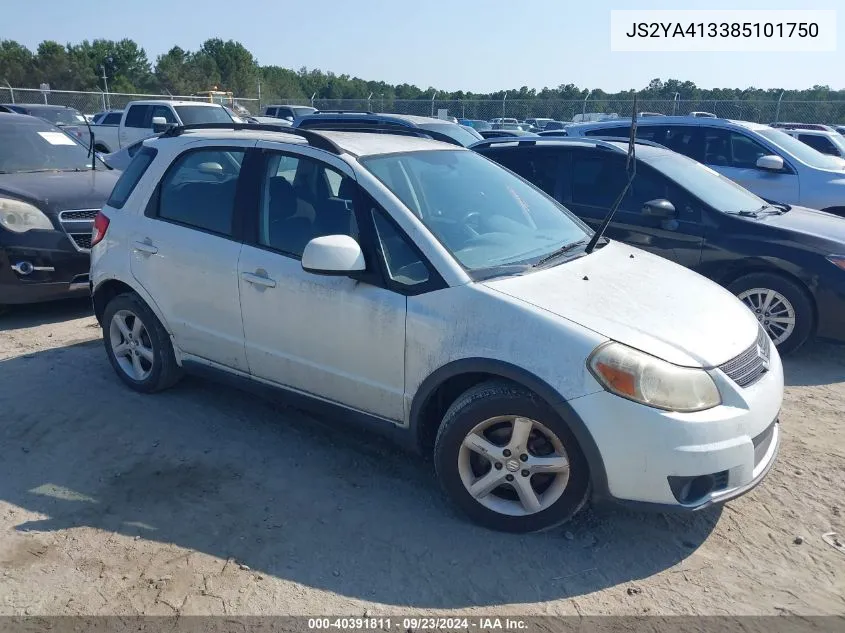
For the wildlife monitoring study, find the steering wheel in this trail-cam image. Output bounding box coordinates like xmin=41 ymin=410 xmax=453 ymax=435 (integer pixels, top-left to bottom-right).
xmin=462 ymin=211 xmax=483 ymax=237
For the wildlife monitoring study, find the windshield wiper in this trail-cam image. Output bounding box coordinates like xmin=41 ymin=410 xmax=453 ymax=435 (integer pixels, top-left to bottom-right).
xmin=763 ymin=202 xmax=790 ymax=213
xmin=533 ymin=238 xmax=590 ymax=268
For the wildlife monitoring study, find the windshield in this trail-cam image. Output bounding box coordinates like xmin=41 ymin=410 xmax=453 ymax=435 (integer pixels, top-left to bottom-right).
xmin=31 ymin=108 xmax=86 ymax=125
xmin=757 ymin=128 xmax=845 ymax=170
xmin=173 ymin=105 xmax=233 ymax=125
xmin=642 ymin=152 xmax=767 ymax=213
xmin=361 ymin=150 xmax=590 ymax=272
xmin=420 ymin=122 xmax=484 ymax=147
xmin=0 ymin=118 xmax=99 ymax=173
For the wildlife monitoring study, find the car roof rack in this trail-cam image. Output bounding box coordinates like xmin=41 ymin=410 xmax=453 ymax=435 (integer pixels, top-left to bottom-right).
xmin=304 ymin=110 xmax=377 ymax=115
xmin=159 ymin=122 xmax=343 ymax=155
xmin=294 ymin=121 xmax=464 ymax=147
xmin=471 ymin=136 xmax=667 ymax=151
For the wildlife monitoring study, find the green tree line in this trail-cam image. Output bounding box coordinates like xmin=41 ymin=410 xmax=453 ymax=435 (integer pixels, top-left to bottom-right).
xmin=1 ymin=38 xmax=843 ymax=103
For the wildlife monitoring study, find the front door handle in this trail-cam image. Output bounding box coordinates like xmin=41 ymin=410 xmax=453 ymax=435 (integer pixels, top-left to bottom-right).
xmin=241 ymin=271 xmax=276 ymax=288
xmin=133 ymin=240 xmax=158 ymax=255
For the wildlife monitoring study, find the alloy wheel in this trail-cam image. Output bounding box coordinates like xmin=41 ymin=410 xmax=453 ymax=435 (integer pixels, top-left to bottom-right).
xmin=737 ymin=287 xmax=796 ymax=346
xmin=457 ymin=415 xmax=570 ymax=517
xmin=109 ymin=309 xmax=155 ymax=381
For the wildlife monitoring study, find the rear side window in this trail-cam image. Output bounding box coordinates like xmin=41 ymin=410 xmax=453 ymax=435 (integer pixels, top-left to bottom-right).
xmin=106 ymin=147 xmax=157 ymax=209
xmin=157 ymin=148 xmax=245 ymax=236
xmin=125 ymin=105 xmax=150 ymax=128
xmin=585 ymin=125 xmax=628 ymax=138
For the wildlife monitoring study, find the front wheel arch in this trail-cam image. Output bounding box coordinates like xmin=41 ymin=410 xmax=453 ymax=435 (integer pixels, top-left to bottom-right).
xmin=409 ymin=358 xmax=609 ymax=499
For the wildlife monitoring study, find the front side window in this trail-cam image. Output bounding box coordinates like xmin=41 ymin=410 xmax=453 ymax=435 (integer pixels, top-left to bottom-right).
xmin=150 ymin=105 xmax=177 ymax=124
xmin=257 ymin=153 xmax=358 ymax=257
xmin=371 ymin=208 xmax=430 ymax=287
xmin=157 ymin=148 xmax=245 ymax=236
xmin=103 ymin=112 xmax=122 ymax=125
xmin=641 ymin=152 xmax=768 ymax=214
xmin=361 ymin=150 xmax=589 ymax=273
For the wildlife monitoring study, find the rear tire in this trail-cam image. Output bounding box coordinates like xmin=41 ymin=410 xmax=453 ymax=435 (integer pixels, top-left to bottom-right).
xmin=102 ymin=292 xmax=183 ymax=393
xmin=728 ymin=272 xmax=813 ymax=355
xmin=434 ymin=380 xmax=590 ymax=533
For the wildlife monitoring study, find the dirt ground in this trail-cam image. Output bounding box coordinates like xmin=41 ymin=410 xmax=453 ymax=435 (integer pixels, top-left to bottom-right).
xmin=0 ymin=299 xmax=843 ymax=617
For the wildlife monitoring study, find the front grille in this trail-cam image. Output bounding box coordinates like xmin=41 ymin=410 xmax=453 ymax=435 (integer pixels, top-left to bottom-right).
xmin=752 ymin=421 xmax=777 ymax=467
xmin=718 ymin=327 xmax=771 ymax=388
xmin=57 ymin=208 xmax=98 ymax=253
xmin=59 ymin=209 xmax=98 ymax=221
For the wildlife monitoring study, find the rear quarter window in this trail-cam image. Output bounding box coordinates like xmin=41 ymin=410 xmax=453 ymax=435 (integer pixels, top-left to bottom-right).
xmin=106 ymin=147 xmax=157 ymax=209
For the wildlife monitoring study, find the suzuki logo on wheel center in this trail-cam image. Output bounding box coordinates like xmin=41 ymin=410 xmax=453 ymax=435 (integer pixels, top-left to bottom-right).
xmin=505 ymin=459 xmax=520 ymax=472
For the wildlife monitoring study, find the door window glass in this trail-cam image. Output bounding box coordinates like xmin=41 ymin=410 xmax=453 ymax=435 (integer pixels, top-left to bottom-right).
xmin=157 ymin=148 xmax=245 ymax=236
xmin=258 ymin=153 xmax=358 ymax=257
xmin=124 ymin=105 xmax=150 ymax=128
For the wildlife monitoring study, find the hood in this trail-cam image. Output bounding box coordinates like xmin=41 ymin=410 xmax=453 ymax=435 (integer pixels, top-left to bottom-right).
xmin=0 ymin=170 xmax=119 ymax=215
xmin=759 ymin=205 xmax=845 ymax=244
xmin=483 ymin=241 xmax=758 ymax=368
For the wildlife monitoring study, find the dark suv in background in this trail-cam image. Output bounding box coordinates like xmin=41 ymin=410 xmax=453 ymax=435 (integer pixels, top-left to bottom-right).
xmin=294 ymin=112 xmax=483 ymax=147
xmin=0 ymin=112 xmax=117 ymax=307
xmin=474 ymin=136 xmax=845 ymax=354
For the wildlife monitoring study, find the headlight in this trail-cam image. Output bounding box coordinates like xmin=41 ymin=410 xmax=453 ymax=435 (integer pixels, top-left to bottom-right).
xmin=0 ymin=198 xmax=54 ymax=233
xmin=588 ymin=342 xmax=721 ymax=412
xmin=827 ymin=255 xmax=845 ymax=271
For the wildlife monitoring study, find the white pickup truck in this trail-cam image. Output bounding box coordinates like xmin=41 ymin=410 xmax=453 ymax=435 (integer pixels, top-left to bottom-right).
xmin=91 ymin=100 xmax=233 ymax=154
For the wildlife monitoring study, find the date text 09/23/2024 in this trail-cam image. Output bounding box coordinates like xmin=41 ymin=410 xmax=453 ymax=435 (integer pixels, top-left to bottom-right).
xmin=307 ymin=618 xmax=528 ymax=631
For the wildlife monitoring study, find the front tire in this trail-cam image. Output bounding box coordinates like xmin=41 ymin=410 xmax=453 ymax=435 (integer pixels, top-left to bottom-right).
xmin=728 ymin=272 xmax=813 ymax=355
xmin=102 ymin=292 xmax=183 ymax=393
xmin=434 ymin=381 xmax=590 ymax=533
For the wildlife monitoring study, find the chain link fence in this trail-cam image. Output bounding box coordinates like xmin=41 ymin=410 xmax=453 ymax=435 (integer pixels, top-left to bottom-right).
xmin=2 ymin=87 xmax=844 ymax=124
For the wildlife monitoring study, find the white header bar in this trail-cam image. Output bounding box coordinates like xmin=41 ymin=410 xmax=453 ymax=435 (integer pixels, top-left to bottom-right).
xmin=610 ymin=10 xmax=837 ymax=52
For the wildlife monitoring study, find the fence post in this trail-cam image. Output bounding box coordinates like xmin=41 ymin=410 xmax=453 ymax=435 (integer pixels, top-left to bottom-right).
xmin=583 ymin=90 xmax=592 ymax=118
xmin=430 ymin=92 xmax=437 ymax=117
xmin=774 ymin=90 xmax=785 ymax=123
xmin=311 ymin=92 xmax=316 ymax=108
xmin=502 ymin=93 xmax=508 ymax=120
xmin=367 ymin=92 xmax=373 ymax=112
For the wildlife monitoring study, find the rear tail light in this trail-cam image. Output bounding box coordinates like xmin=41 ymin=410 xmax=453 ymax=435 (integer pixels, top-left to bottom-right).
xmin=91 ymin=211 xmax=110 ymax=247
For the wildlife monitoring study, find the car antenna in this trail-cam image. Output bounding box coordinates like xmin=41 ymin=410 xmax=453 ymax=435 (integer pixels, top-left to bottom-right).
xmin=584 ymin=92 xmax=638 ymax=254
xmin=81 ymin=111 xmax=96 ymax=170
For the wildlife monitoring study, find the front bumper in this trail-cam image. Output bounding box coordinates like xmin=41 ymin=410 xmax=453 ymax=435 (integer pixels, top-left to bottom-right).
xmin=569 ymin=343 xmax=784 ymax=509
xmin=0 ymin=230 xmax=90 ymax=305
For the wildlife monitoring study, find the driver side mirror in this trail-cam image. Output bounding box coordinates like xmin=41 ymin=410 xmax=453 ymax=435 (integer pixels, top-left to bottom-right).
xmin=301 ymin=235 xmax=366 ymax=276
xmin=641 ymin=199 xmax=677 ymax=219
xmin=151 ymin=116 xmax=173 ymax=133
xmin=756 ymin=155 xmax=784 ymax=171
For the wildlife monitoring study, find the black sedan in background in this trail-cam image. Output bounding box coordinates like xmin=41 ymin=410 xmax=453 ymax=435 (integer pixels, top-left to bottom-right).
xmin=475 ymin=136 xmax=845 ymax=354
xmin=0 ymin=112 xmax=118 ymax=306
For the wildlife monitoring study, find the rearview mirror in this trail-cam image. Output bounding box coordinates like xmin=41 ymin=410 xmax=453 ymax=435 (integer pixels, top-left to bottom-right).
xmin=756 ymin=155 xmax=784 ymax=171
xmin=151 ymin=116 xmax=171 ymax=133
xmin=302 ymin=235 xmax=366 ymax=275
xmin=642 ymin=199 xmax=677 ymax=219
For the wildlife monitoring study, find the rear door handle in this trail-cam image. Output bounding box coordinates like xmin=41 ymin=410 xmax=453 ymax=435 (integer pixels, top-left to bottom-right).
xmin=133 ymin=240 xmax=158 ymax=255
xmin=241 ymin=272 xmax=276 ymax=288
